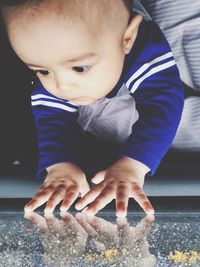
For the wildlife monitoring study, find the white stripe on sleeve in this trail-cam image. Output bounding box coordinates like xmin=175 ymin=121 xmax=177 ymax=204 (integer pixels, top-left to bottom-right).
xmin=31 ymin=100 xmax=78 ymax=112
xmin=31 ymin=94 xmax=64 ymax=101
xmin=126 ymin=52 xmax=173 ymax=88
xmin=31 ymin=94 xmax=78 ymax=107
xmin=130 ymin=60 xmax=176 ymax=94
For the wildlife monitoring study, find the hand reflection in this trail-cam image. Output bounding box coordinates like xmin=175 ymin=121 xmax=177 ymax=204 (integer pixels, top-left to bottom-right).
xmin=24 ymin=212 xmax=156 ymax=266
xmin=76 ymin=213 xmax=157 ymax=266
xmin=24 ymin=211 xmax=88 ymax=266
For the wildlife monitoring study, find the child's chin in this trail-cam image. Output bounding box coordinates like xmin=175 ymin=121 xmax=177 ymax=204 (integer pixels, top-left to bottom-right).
xmin=72 ymin=98 xmax=96 ymax=105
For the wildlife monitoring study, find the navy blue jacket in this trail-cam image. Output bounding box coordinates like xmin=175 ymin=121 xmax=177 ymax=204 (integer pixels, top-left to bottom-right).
xmin=31 ymin=21 xmax=184 ymax=179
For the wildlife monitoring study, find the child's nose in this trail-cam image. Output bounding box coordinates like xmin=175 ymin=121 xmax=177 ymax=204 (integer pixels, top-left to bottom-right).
xmin=56 ymin=77 xmax=79 ymax=92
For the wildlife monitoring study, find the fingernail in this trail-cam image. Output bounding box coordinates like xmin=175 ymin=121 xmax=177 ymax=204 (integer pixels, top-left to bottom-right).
xmin=24 ymin=206 xmax=34 ymax=213
xmin=116 ymin=211 xmax=127 ymax=218
xmin=60 ymin=211 xmax=67 ymax=217
xmin=44 ymin=208 xmax=53 ymax=214
xmin=44 ymin=213 xmax=54 ymax=219
xmin=24 ymin=211 xmax=34 ymax=220
xmin=60 ymin=207 xmax=67 ymax=212
xmin=146 ymin=209 xmax=154 ymax=215
xmin=24 ymin=206 xmax=31 ymax=212
xmin=82 ymin=207 xmax=88 ymax=213
xmin=146 ymin=214 xmax=155 ymax=222
xmin=116 ymin=217 xmax=127 ymax=226
xmin=75 ymin=204 xmax=81 ymax=210
xmin=85 ymin=209 xmax=95 ymax=217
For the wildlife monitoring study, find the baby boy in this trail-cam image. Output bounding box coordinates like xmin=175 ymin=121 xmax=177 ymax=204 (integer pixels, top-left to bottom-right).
xmin=0 ymin=0 xmax=184 ymax=217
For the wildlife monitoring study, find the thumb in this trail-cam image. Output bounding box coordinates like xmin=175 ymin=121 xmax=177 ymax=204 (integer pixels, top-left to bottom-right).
xmin=91 ymin=170 xmax=106 ymax=184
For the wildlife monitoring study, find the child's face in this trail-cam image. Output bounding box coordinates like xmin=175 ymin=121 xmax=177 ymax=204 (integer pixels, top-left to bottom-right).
xmin=3 ymin=1 xmax=138 ymax=105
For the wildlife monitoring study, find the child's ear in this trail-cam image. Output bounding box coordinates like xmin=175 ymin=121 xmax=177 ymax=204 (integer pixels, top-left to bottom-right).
xmin=123 ymin=14 xmax=142 ymax=54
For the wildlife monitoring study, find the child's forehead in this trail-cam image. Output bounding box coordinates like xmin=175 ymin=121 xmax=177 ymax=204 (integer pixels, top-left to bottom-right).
xmin=3 ymin=0 xmax=129 ymax=34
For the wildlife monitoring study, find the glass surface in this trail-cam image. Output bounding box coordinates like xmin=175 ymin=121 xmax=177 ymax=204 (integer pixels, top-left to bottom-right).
xmin=0 ymin=210 xmax=199 ymax=267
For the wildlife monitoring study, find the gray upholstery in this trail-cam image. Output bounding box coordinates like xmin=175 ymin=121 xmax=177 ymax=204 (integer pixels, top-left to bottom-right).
xmin=143 ymin=0 xmax=200 ymax=90
xmin=143 ymin=1 xmax=200 ymax=150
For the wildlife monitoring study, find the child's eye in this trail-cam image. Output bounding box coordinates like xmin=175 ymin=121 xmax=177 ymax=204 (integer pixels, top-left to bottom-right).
xmin=35 ymin=70 xmax=50 ymax=76
xmin=72 ymin=66 xmax=91 ymax=73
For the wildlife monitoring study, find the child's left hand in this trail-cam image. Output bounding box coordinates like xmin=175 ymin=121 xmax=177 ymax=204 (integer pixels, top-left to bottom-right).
xmin=75 ymin=157 xmax=154 ymax=217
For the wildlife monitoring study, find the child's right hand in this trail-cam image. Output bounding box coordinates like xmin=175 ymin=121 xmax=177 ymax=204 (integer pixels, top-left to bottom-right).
xmin=24 ymin=162 xmax=90 ymax=213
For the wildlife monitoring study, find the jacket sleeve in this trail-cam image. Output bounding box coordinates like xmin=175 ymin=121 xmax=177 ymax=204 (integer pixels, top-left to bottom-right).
xmin=118 ymin=21 xmax=184 ymax=175
xmin=31 ymin=81 xmax=81 ymax=179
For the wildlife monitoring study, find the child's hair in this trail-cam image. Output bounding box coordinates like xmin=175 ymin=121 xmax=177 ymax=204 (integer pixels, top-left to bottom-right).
xmin=0 ymin=0 xmax=36 ymax=5
xmin=0 ymin=0 xmax=134 ymax=11
xmin=0 ymin=0 xmax=135 ymax=34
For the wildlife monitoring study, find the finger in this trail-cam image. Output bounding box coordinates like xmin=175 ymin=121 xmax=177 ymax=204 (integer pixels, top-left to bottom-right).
xmin=60 ymin=212 xmax=80 ymax=232
xmin=60 ymin=184 xmax=79 ymax=211
xmin=24 ymin=211 xmax=48 ymax=233
xmin=79 ymin=178 xmax=90 ymax=197
xmin=60 ymin=211 xmax=75 ymax=228
xmin=24 ymin=186 xmax=55 ymax=212
xmin=116 ymin=216 xmax=129 ymax=235
xmin=91 ymin=170 xmax=106 ymax=184
xmin=61 ymin=212 xmax=88 ymax=240
xmin=87 ymin=216 xmax=117 ymax=238
xmin=133 ymin=215 xmax=155 ymax=240
xmin=44 ymin=185 xmax=66 ymax=213
xmin=116 ymin=184 xmax=130 ymax=217
xmin=75 ymin=213 xmax=98 ymax=238
xmin=62 ymin=212 xmax=87 ymax=233
xmin=145 ymin=214 xmax=155 ymax=223
xmin=85 ymin=185 xmax=115 ymax=216
xmin=75 ymin=183 xmax=105 ymax=210
xmin=116 ymin=217 xmax=130 ymax=245
xmin=92 ymin=239 xmax=106 ymax=252
xmin=131 ymin=184 xmax=154 ymax=215
xmin=116 ymin=217 xmax=128 ymax=229
xmin=44 ymin=213 xmax=63 ymax=232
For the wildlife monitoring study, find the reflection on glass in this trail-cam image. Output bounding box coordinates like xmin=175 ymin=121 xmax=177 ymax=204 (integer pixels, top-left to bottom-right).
xmin=0 ymin=211 xmax=199 ymax=266
xmin=24 ymin=212 xmax=156 ymax=266
xmin=25 ymin=212 xmax=88 ymax=266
